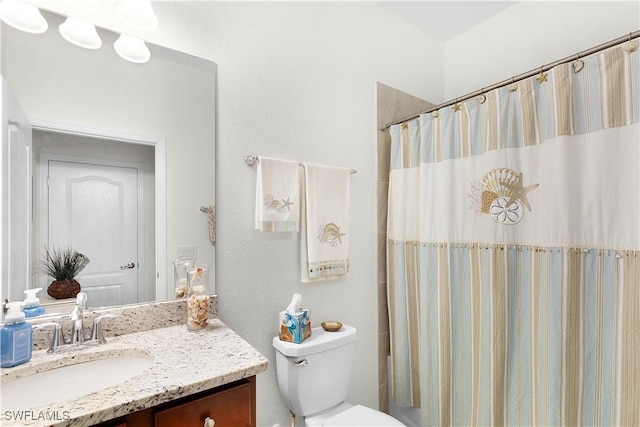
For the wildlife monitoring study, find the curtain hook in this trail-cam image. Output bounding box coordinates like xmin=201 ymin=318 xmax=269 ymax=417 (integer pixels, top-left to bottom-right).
xmin=508 ymin=77 xmax=517 ymax=92
xmin=478 ymin=88 xmax=487 ymax=104
xmin=573 ymin=53 xmax=584 ymax=73
xmin=624 ymin=33 xmax=638 ymax=54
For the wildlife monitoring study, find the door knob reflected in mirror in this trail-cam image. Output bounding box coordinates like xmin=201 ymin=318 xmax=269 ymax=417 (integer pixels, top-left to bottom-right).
xmin=120 ymin=262 xmax=136 ymax=269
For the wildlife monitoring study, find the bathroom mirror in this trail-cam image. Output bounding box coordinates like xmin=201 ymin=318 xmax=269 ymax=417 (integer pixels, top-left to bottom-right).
xmin=0 ymin=10 xmax=216 ymax=312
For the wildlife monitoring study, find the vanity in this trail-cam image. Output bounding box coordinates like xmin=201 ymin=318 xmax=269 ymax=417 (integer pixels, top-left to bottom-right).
xmin=0 ymin=299 xmax=268 ymax=427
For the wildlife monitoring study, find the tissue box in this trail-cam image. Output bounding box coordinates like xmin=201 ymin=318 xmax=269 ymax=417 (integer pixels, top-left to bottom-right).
xmin=279 ymin=309 xmax=311 ymax=343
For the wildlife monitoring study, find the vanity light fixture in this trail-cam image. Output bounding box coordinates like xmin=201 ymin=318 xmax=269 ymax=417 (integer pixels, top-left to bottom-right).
xmin=117 ymin=0 xmax=158 ymax=30
xmin=1 ymin=0 xmax=157 ymax=62
xmin=114 ymin=34 xmax=150 ymax=64
xmin=0 ymin=0 xmax=48 ymax=34
xmin=59 ymin=17 xmax=102 ymax=49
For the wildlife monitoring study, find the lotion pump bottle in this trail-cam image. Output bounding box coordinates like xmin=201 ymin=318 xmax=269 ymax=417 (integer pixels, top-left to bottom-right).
xmin=1 ymin=302 xmax=33 ymax=368
xmin=23 ymin=288 xmax=45 ymax=318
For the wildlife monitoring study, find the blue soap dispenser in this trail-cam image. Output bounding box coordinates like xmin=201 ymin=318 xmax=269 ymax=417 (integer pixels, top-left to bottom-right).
xmin=23 ymin=287 xmax=45 ymax=318
xmin=1 ymin=302 xmax=33 ymax=368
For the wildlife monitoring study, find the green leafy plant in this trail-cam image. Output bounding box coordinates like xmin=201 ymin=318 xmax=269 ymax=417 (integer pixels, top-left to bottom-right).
xmin=40 ymin=247 xmax=90 ymax=281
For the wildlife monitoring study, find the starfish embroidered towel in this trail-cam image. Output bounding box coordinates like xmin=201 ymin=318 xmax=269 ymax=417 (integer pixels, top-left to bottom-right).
xmin=301 ymin=163 xmax=350 ymax=282
xmin=255 ymin=157 xmax=300 ymax=232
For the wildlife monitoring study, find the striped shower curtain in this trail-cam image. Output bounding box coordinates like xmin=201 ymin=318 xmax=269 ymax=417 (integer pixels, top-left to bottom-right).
xmin=387 ymin=42 xmax=639 ymax=426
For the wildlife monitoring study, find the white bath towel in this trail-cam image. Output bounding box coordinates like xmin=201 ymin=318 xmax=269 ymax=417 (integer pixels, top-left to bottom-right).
xmin=255 ymin=156 xmax=300 ymax=232
xmin=301 ymin=163 xmax=350 ymax=282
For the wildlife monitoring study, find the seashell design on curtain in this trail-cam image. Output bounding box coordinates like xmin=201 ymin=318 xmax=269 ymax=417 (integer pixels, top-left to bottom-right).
xmin=387 ymin=41 xmax=639 ymax=426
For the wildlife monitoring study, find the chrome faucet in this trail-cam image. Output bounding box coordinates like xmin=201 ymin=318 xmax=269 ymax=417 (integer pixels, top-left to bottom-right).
xmin=33 ymin=293 xmax=119 ymax=353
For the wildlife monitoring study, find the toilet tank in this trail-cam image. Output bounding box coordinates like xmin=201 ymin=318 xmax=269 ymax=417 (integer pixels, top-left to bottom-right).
xmin=272 ymin=324 xmax=356 ymax=417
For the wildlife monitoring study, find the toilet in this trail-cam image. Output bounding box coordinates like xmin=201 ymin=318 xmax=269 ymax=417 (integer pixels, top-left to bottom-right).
xmin=273 ymin=324 xmax=405 ymax=426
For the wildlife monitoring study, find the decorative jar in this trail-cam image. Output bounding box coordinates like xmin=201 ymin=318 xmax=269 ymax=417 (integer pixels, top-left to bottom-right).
xmin=186 ymin=264 xmax=211 ymax=331
xmin=173 ymin=259 xmax=195 ymax=298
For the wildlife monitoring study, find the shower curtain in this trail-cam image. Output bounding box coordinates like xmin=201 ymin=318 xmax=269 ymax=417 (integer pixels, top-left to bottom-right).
xmin=387 ymin=42 xmax=639 ymax=426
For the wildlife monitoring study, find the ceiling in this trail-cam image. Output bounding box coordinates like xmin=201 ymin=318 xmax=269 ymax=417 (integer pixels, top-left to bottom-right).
xmin=377 ymin=1 xmax=520 ymax=42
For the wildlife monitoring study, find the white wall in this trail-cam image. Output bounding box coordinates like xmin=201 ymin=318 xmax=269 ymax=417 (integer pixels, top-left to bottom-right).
xmin=444 ymin=1 xmax=640 ymax=99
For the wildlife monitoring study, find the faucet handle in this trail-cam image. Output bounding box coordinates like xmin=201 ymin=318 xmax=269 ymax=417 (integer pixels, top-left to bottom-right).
xmin=90 ymin=313 xmax=119 ymax=344
xmin=34 ymin=322 xmax=66 ymax=353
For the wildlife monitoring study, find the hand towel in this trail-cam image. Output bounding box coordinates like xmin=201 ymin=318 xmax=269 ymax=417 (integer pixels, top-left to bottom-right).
xmin=301 ymin=163 xmax=350 ymax=282
xmin=255 ymin=156 xmax=300 ymax=232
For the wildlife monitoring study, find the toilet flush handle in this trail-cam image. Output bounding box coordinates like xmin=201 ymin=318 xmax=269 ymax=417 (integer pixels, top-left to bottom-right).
xmin=292 ymin=359 xmax=308 ymax=367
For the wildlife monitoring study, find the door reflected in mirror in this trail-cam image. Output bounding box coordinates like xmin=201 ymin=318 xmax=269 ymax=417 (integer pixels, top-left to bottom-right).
xmin=1 ymin=10 xmax=216 ymax=312
xmin=35 ymin=129 xmax=157 ymax=308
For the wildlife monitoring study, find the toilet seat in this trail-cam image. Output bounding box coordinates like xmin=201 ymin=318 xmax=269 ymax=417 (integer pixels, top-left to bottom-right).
xmin=306 ymin=403 xmax=405 ymax=426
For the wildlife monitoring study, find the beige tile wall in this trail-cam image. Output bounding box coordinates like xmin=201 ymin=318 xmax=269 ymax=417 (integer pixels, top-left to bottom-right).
xmin=376 ymin=82 xmax=433 ymax=412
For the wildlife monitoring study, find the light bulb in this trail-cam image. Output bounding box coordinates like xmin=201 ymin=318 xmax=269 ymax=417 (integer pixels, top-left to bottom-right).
xmin=0 ymin=0 xmax=48 ymax=34
xmin=59 ymin=17 xmax=102 ymax=49
xmin=114 ymin=34 xmax=150 ymax=63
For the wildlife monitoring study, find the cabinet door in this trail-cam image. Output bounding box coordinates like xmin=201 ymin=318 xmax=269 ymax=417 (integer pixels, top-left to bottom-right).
xmin=155 ymin=380 xmax=254 ymax=427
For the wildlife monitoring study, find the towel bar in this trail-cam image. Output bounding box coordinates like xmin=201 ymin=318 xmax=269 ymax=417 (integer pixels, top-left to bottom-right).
xmin=244 ymin=155 xmax=357 ymax=174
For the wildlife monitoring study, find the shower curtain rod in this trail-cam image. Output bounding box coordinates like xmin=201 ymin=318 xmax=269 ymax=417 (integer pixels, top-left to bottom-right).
xmin=382 ymin=30 xmax=640 ymax=130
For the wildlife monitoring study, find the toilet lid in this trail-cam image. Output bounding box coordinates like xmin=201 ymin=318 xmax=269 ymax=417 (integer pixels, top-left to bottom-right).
xmin=322 ymin=405 xmax=405 ymax=426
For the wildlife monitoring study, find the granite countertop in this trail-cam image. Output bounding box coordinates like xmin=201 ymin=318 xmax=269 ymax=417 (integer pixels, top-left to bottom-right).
xmin=0 ymin=319 xmax=268 ymax=427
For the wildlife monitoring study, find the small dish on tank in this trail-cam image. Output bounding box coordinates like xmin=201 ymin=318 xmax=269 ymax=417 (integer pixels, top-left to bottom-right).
xmin=321 ymin=321 xmax=343 ymax=332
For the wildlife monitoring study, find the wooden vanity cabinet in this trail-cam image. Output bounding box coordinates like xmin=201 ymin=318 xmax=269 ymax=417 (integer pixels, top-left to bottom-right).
xmin=95 ymin=376 xmax=256 ymax=427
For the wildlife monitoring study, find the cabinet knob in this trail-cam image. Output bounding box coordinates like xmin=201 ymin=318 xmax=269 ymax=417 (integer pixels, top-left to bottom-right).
xmin=204 ymin=416 xmax=215 ymax=427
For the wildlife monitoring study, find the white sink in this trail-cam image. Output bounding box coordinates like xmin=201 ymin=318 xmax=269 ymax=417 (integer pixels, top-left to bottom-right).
xmin=1 ymin=355 xmax=153 ymax=410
